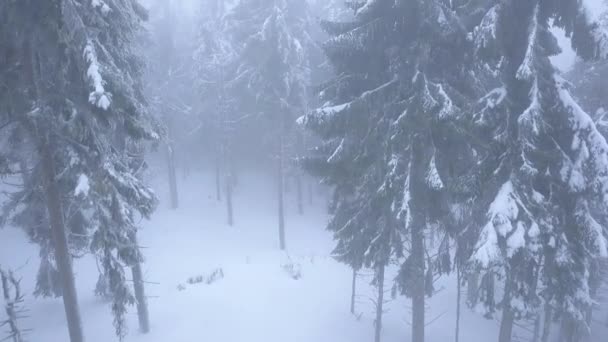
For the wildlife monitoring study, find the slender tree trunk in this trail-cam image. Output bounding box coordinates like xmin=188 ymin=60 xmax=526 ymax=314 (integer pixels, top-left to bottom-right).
xmin=131 ymin=261 xmax=149 ymax=333
xmin=41 ymin=140 xmax=84 ymax=342
xmin=541 ymin=303 xmax=553 ymax=342
xmin=296 ymin=174 xmax=303 ymax=215
xmin=498 ymin=278 xmax=514 ymax=342
xmin=533 ymin=313 xmax=541 ymax=342
xmin=167 ymin=143 xmax=178 ymax=209
xmin=129 ymin=232 xmax=149 ymax=334
xmin=410 ymin=135 xmax=426 ymax=342
xmin=215 ymin=145 xmax=222 ymax=202
xmin=277 ymin=133 xmax=286 ymax=250
xmin=456 ymin=264 xmax=462 ymax=342
xmin=467 ymin=272 xmax=479 ymax=307
xmin=374 ymin=264 xmax=385 ymax=342
xmin=350 ymin=268 xmax=357 ymax=315
xmin=225 ymin=172 xmax=234 ymax=226
xmin=412 ymin=223 xmax=425 ymax=342
xmin=308 ymin=182 xmax=313 ymax=206
xmin=559 ymin=316 xmax=578 ymax=342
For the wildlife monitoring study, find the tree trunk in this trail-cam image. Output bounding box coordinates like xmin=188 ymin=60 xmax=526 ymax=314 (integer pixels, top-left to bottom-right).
xmin=498 ymin=278 xmax=514 ymax=342
xmin=215 ymin=146 xmax=222 ymax=201
xmin=350 ymin=268 xmax=357 ymax=315
xmin=499 ymin=307 xmax=515 ymax=342
xmin=41 ymin=140 xmax=84 ymax=342
xmin=225 ymin=172 xmax=234 ymax=226
xmin=374 ymin=264 xmax=385 ymax=342
xmin=467 ymin=272 xmax=479 ymax=307
xmin=167 ymin=143 xmax=178 ymax=209
xmin=308 ymin=182 xmax=313 ymax=206
xmin=533 ymin=313 xmax=541 ymax=342
xmin=296 ymin=174 xmax=303 ymax=215
xmin=410 ymin=134 xmax=426 ymax=342
xmin=412 ymin=223 xmax=425 ymax=342
xmin=559 ymin=316 xmax=578 ymax=342
xmin=541 ymin=303 xmax=553 ymax=342
xmin=130 ymin=233 xmax=149 ymax=334
xmin=456 ymin=264 xmax=462 ymax=342
xmin=277 ymin=133 xmax=286 ymax=250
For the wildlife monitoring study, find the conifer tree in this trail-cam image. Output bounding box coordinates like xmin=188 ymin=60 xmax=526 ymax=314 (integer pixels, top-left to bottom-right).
xmin=0 ymin=1 xmax=158 ymax=340
xmin=467 ymin=1 xmax=608 ymax=341
xmin=224 ymin=0 xmax=315 ymax=249
xmin=301 ymin=1 xmax=490 ymax=341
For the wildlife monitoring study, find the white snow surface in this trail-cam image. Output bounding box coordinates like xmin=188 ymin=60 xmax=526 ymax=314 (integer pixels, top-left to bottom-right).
xmin=1 ymin=170 xmax=607 ymax=342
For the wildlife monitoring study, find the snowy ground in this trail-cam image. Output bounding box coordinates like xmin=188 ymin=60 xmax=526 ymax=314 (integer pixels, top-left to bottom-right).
xmin=1 ymin=170 xmax=606 ymax=342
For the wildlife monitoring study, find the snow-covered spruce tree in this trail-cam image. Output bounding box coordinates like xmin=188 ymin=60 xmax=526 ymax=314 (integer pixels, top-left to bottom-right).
xmin=467 ymin=1 xmax=608 ymax=342
xmin=0 ymin=1 xmax=158 ymax=340
xmin=194 ymin=0 xmax=238 ymax=225
xmin=223 ymin=0 xmax=315 ymax=249
xmin=301 ymin=1 xmax=490 ymax=341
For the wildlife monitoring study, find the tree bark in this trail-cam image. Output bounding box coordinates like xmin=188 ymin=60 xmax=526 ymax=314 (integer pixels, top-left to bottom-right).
xmin=412 ymin=223 xmax=425 ymax=342
xmin=410 ymin=134 xmax=426 ymax=342
xmin=350 ymin=268 xmax=357 ymax=315
xmin=277 ymin=133 xmax=286 ymax=250
xmin=41 ymin=140 xmax=84 ymax=342
xmin=308 ymin=182 xmax=313 ymax=206
xmin=374 ymin=264 xmax=385 ymax=342
xmin=541 ymin=303 xmax=553 ymax=342
xmin=225 ymin=171 xmax=234 ymax=226
xmin=296 ymin=174 xmax=303 ymax=215
xmin=456 ymin=264 xmax=461 ymax=342
xmin=167 ymin=143 xmax=179 ymax=209
xmin=498 ymin=277 xmax=514 ymax=342
xmin=533 ymin=313 xmax=541 ymax=342
xmin=467 ymin=272 xmax=479 ymax=307
xmin=130 ymin=233 xmax=149 ymax=334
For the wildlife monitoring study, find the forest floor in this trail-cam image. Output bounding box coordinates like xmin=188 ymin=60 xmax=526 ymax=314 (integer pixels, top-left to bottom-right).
xmin=1 ymin=169 xmax=606 ymax=342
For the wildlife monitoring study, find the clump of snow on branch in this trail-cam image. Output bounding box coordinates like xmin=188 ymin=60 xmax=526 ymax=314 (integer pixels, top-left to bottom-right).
xmin=556 ymin=76 xmax=608 ymax=202
xmin=74 ymin=174 xmax=90 ymax=197
xmin=425 ymin=155 xmax=444 ymax=190
xmin=473 ymin=181 xmax=523 ymax=266
xmin=84 ymin=41 xmax=111 ymax=110
xmin=91 ymin=0 xmax=111 ymax=15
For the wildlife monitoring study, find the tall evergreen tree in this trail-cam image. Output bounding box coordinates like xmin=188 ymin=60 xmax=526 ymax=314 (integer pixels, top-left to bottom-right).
xmin=466 ymin=1 xmax=608 ymax=341
xmin=301 ymin=1 xmax=490 ymax=341
xmin=0 ymin=1 xmax=158 ymax=340
xmin=223 ymin=0 xmax=315 ymax=249
xmin=195 ymin=0 xmax=238 ymax=225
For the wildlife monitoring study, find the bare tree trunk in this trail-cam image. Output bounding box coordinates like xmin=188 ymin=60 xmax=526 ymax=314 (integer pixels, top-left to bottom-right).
xmin=278 ymin=133 xmax=286 ymax=250
xmin=308 ymin=182 xmax=313 ymax=206
xmin=533 ymin=313 xmax=541 ymax=342
xmin=129 ymin=232 xmax=149 ymax=334
xmin=167 ymin=143 xmax=179 ymax=209
xmin=412 ymin=224 xmax=425 ymax=342
xmin=541 ymin=303 xmax=553 ymax=342
xmin=374 ymin=264 xmax=385 ymax=342
xmin=499 ymin=308 xmax=515 ymax=342
xmin=559 ymin=316 xmax=578 ymax=342
xmin=350 ymin=268 xmax=357 ymax=315
xmin=225 ymin=171 xmax=234 ymax=226
xmin=467 ymin=272 xmax=479 ymax=308
xmin=214 ymin=140 xmax=222 ymax=202
xmin=296 ymin=174 xmax=303 ymax=215
xmin=498 ymin=278 xmax=514 ymax=342
xmin=410 ymin=135 xmax=426 ymax=342
xmin=456 ymin=264 xmax=462 ymax=342
xmin=41 ymin=140 xmax=84 ymax=342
